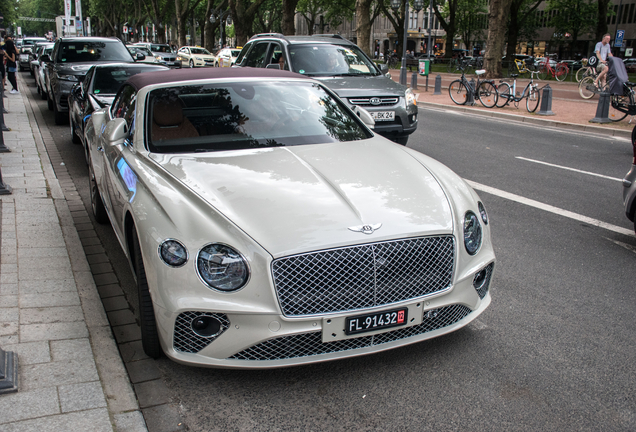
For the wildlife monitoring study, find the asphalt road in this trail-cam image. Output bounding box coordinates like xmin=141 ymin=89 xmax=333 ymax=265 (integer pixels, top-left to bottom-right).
xmin=23 ymin=72 xmax=636 ymax=431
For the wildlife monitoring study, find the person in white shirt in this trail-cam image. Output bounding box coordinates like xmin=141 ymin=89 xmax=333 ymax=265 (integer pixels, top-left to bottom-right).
xmin=594 ymin=33 xmax=613 ymax=89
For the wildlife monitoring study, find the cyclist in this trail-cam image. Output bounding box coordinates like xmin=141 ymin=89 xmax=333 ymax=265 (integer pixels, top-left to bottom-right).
xmin=594 ymin=33 xmax=613 ymax=89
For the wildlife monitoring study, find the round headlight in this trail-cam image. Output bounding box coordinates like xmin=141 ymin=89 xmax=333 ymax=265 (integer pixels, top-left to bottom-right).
xmin=463 ymin=211 xmax=482 ymax=255
xmin=196 ymin=244 xmax=249 ymax=291
xmin=478 ymin=201 xmax=488 ymax=225
xmin=159 ymin=239 xmax=188 ymax=267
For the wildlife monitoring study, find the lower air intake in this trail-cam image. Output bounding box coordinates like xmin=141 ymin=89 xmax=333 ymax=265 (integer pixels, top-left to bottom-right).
xmin=173 ymin=311 xmax=230 ymax=353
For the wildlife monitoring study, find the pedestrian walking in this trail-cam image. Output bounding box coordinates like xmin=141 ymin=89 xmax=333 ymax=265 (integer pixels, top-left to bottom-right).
xmin=594 ymin=33 xmax=613 ymax=89
xmin=3 ymin=34 xmax=18 ymax=94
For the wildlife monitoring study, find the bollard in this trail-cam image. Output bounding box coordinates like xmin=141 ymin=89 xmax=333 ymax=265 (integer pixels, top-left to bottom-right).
xmin=433 ymin=74 xmax=442 ymax=95
xmin=466 ymin=78 xmax=475 ymax=105
xmin=0 ymin=88 xmax=10 ymax=132
xmin=537 ymin=85 xmax=555 ymax=116
xmin=0 ymin=347 xmax=18 ymax=393
xmin=590 ymin=91 xmax=612 ymax=123
xmin=411 ymin=71 xmax=418 ymax=90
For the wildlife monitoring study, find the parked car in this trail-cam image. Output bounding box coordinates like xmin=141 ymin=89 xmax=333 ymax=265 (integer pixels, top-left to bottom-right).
xmin=214 ymin=47 xmax=241 ymax=67
xmin=42 ymin=37 xmax=136 ymax=125
xmin=133 ymin=43 xmax=180 ymax=67
xmin=126 ymin=46 xmax=161 ymax=65
xmin=534 ymin=56 xmax=557 ymax=68
xmin=68 ymin=63 xmax=168 ymax=151
xmin=84 ymin=67 xmax=495 ymax=368
xmin=623 ymin=126 xmax=636 ymax=234
xmin=28 ymin=41 xmax=53 ymax=75
xmin=623 ymin=58 xmax=636 ymax=73
xmin=31 ymin=43 xmax=55 ymax=98
xmin=234 ymin=33 xmax=418 ymax=145
xmin=177 ymin=46 xmax=216 ymax=68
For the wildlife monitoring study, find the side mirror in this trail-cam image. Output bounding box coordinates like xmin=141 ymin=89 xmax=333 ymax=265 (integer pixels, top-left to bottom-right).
xmin=136 ymin=52 xmax=145 ymax=61
xmin=379 ymin=63 xmax=389 ymax=74
xmin=266 ymin=64 xmax=280 ymax=69
xmin=40 ymin=54 xmax=51 ymax=63
xmin=104 ymin=118 xmax=129 ymax=143
xmin=352 ymin=106 xmax=375 ymax=129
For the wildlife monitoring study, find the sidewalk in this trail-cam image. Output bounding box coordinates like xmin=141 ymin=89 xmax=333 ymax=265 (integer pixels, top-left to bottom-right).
xmin=0 ymin=77 xmax=147 ymax=430
xmin=393 ymin=69 xmax=634 ymax=138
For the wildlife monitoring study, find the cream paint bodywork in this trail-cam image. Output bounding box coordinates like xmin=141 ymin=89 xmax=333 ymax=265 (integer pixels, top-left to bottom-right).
xmin=87 ymin=77 xmax=495 ymax=368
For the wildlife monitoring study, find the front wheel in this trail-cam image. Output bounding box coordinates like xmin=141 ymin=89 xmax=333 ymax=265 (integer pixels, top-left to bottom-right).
xmin=526 ymin=86 xmax=541 ymax=112
xmin=477 ymin=81 xmax=498 ymax=108
xmin=69 ymin=110 xmax=81 ymax=144
xmin=575 ymin=67 xmax=590 ymax=83
xmin=53 ymin=99 xmax=66 ymax=125
xmin=496 ymin=82 xmax=511 ymax=108
xmin=538 ymin=65 xmax=548 ymax=81
xmin=88 ymin=156 xmax=109 ymax=224
xmin=189 ymin=59 xmax=194 ymax=68
xmin=449 ymin=80 xmax=468 ymax=105
xmin=579 ymin=76 xmax=596 ymax=99
xmin=609 ymin=95 xmax=629 ymax=122
xmin=555 ymin=64 xmax=568 ymax=82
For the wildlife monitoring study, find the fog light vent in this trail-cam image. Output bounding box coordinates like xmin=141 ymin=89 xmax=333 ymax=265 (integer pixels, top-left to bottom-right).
xmin=473 ymin=263 xmax=494 ymax=299
xmin=174 ymin=312 xmax=230 ymax=353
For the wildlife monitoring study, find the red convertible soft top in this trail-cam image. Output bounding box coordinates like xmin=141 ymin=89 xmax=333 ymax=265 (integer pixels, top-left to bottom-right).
xmin=126 ymin=67 xmax=305 ymax=90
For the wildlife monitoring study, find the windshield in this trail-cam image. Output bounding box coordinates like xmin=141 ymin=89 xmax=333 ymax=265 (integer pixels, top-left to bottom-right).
xmin=190 ymin=48 xmax=211 ymax=55
xmin=147 ymin=81 xmax=370 ymax=153
xmin=57 ymin=41 xmax=133 ymax=63
xmin=150 ymin=45 xmax=172 ymax=53
xmin=289 ymin=44 xmax=379 ymax=77
xmin=231 ymin=50 xmax=241 ymax=57
xmin=92 ymin=66 xmax=166 ymax=95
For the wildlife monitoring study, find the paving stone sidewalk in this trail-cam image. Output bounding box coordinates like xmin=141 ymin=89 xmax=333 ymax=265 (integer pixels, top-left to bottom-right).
xmin=0 ymin=77 xmax=147 ymax=431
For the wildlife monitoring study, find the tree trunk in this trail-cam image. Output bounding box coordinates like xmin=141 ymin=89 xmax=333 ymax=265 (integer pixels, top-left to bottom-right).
xmin=484 ymin=0 xmax=513 ymax=79
xmin=356 ymin=0 xmax=372 ymax=57
xmin=596 ymin=0 xmax=610 ymax=41
xmin=282 ymin=0 xmax=299 ymax=35
xmin=229 ymin=0 xmax=269 ymax=46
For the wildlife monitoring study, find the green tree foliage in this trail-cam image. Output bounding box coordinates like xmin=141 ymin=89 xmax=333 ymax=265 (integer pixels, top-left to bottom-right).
xmin=431 ymin=0 xmax=459 ymax=58
xmin=14 ymin=0 xmax=60 ymax=36
xmin=545 ymin=0 xmax=596 ymax=44
xmin=297 ymin=0 xmax=354 ymax=36
xmin=455 ymin=0 xmax=487 ymax=52
xmin=505 ymin=0 xmax=543 ymax=60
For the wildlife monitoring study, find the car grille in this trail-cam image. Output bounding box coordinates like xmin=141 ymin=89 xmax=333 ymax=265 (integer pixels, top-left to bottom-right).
xmin=348 ymin=97 xmax=400 ymax=106
xmin=272 ymin=236 xmax=455 ymax=317
xmin=173 ymin=311 xmax=230 ymax=353
xmin=163 ymin=57 xmax=176 ymax=62
xmin=473 ymin=262 xmax=494 ymax=299
xmin=228 ymin=304 xmax=471 ymax=361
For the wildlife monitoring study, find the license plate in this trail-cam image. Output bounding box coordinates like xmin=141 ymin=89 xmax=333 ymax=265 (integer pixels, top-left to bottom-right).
xmin=345 ymin=308 xmax=408 ymax=335
xmin=370 ymin=111 xmax=395 ymax=121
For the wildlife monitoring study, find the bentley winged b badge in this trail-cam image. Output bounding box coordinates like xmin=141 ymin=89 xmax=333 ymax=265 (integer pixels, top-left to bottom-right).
xmin=348 ymin=223 xmax=382 ymax=235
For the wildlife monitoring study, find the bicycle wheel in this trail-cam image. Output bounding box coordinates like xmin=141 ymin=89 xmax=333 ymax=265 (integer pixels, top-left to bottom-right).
xmin=579 ymin=76 xmax=596 ymax=99
xmin=575 ymin=67 xmax=589 ymax=83
xmin=538 ymin=65 xmax=548 ymax=81
xmin=477 ymin=81 xmax=498 ymax=108
xmin=449 ymin=80 xmax=468 ymax=105
xmin=609 ymin=95 xmax=629 ymax=122
xmin=526 ymin=86 xmax=541 ymax=112
xmin=555 ymin=64 xmax=568 ymax=81
xmin=496 ymin=82 xmax=511 ymax=107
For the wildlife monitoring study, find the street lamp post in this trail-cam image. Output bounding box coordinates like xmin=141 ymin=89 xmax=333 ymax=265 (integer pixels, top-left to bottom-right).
xmin=210 ymin=10 xmax=231 ymax=49
xmin=426 ymin=0 xmax=433 ymax=91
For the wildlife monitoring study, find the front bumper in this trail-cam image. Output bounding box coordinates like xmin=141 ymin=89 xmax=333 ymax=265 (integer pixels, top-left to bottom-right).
xmin=53 ymin=79 xmax=77 ymax=112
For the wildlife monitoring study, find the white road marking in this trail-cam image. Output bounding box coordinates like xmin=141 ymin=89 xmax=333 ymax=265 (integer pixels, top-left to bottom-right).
xmin=515 ymin=157 xmax=623 ymax=182
xmin=466 ymin=180 xmax=635 ymax=237
xmin=605 ymin=238 xmax=636 ymax=254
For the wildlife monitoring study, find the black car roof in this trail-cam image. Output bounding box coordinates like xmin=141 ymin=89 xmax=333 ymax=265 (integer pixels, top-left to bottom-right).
xmin=126 ymin=67 xmax=304 ymax=91
xmin=58 ymin=37 xmax=123 ymax=43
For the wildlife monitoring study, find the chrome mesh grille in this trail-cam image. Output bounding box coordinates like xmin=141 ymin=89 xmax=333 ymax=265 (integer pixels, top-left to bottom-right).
xmin=473 ymin=262 xmax=494 ymax=299
xmin=348 ymin=97 xmax=400 ymax=106
xmin=229 ymin=304 xmax=471 ymax=361
xmin=272 ymin=236 xmax=455 ymax=316
xmin=173 ymin=311 xmax=230 ymax=353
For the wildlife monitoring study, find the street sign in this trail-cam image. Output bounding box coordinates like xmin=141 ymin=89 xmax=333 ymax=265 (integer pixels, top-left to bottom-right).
xmin=615 ymin=29 xmax=625 ymax=48
xmin=626 ymin=48 xmax=633 ymax=57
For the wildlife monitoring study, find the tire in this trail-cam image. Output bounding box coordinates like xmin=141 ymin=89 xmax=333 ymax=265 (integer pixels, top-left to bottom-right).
xmin=189 ymin=59 xmax=194 ymax=68
xmin=538 ymin=65 xmax=548 ymax=81
xmin=70 ymin=110 xmax=81 ymax=144
xmin=496 ymin=82 xmax=511 ymax=107
xmin=53 ymin=99 xmax=66 ymax=125
xmin=477 ymin=81 xmax=498 ymax=108
xmin=579 ymin=76 xmax=596 ymax=99
xmin=449 ymin=80 xmax=468 ymax=105
xmin=41 ymin=88 xmax=48 ymax=100
xmin=526 ymin=86 xmax=541 ymax=112
xmin=609 ymin=95 xmax=629 ymax=122
xmin=576 ymin=67 xmax=589 ymax=83
xmin=555 ymin=64 xmax=568 ymax=82
xmin=47 ymin=92 xmax=54 ymax=110
xmin=132 ymin=227 xmax=162 ymax=359
xmin=214 ymin=62 xmax=219 ymax=68
xmin=88 ymin=157 xmax=109 ymax=224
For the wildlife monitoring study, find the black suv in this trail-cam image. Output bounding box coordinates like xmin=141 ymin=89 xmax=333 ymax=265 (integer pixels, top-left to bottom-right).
xmin=235 ymin=34 xmax=418 ymax=145
xmin=43 ymin=37 xmax=136 ymax=125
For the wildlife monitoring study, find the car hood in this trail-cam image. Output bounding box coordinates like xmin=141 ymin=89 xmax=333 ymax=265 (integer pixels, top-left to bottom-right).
xmin=55 ymin=63 xmax=101 ymax=75
xmin=150 ymin=139 xmax=453 ymax=257
xmin=314 ymin=75 xmax=407 ymax=98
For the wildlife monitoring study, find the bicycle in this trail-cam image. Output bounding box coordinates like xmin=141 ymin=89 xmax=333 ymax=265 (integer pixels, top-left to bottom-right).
xmin=508 ymin=56 xmax=536 ymax=77
xmin=495 ymin=71 xmax=541 ymax=112
xmin=386 ymin=53 xmax=399 ymax=68
xmin=448 ymin=56 xmax=474 ymax=74
xmin=575 ymin=58 xmax=595 ymax=82
xmin=578 ymin=75 xmax=607 ymax=99
xmin=538 ymin=55 xmax=569 ymax=81
xmin=448 ymin=66 xmax=498 ymax=108
xmin=608 ymin=82 xmax=636 ymax=122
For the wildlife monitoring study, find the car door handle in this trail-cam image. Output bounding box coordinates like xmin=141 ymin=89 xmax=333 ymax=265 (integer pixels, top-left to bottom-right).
xmin=97 ymin=146 xmax=104 ymax=152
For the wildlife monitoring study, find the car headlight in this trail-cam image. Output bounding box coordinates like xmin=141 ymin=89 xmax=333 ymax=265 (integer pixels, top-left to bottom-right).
xmin=405 ymin=88 xmax=416 ymax=106
xmin=197 ymin=244 xmax=250 ymax=291
xmin=478 ymin=202 xmax=488 ymax=225
xmin=156 ymin=56 xmax=163 ymax=61
xmin=159 ymin=239 xmax=188 ymax=267
xmin=463 ymin=211 xmax=482 ymax=255
xmin=195 ymin=57 xmax=202 ymax=61
xmin=56 ymin=73 xmax=79 ymax=82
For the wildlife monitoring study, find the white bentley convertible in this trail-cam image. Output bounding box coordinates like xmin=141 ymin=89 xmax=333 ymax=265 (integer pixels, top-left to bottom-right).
xmin=85 ymin=68 xmax=495 ymax=368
